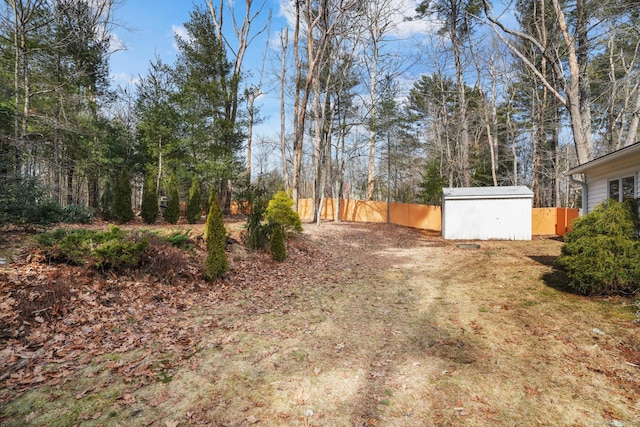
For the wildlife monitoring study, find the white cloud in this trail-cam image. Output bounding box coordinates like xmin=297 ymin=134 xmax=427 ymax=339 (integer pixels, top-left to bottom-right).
xmin=171 ymin=24 xmax=191 ymax=51
xmin=110 ymin=72 xmax=140 ymax=88
xmin=108 ymin=32 xmax=126 ymax=53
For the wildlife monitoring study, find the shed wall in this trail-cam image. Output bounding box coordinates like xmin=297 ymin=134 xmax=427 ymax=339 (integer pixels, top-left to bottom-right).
xmin=443 ymin=197 xmax=532 ymax=240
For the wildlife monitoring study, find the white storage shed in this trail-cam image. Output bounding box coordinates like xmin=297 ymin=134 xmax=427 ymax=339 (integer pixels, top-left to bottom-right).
xmin=442 ymin=186 xmax=534 ymax=240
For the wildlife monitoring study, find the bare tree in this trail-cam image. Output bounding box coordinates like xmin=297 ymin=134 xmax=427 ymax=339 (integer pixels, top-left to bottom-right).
xmin=483 ymin=0 xmax=595 ymax=164
xmin=290 ymin=0 xmax=358 ymax=209
xmin=275 ymin=26 xmax=291 ymax=191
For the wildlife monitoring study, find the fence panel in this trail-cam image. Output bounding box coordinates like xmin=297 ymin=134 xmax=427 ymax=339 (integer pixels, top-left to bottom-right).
xmin=298 ymin=198 xmax=576 ymax=236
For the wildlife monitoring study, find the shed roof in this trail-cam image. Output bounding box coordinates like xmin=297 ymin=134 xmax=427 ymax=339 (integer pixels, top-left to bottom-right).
xmin=565 ymin=141 xmax=640 ymax=175
xmin=442 ymin=186 xmax=533 ymax=200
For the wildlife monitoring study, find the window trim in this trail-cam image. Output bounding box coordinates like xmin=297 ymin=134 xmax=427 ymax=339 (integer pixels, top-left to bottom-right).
xmin=608 ymin=175 xmax=636 ymax=202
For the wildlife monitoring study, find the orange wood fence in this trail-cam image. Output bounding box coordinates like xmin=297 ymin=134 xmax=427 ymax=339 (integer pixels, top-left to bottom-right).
xmin=298 ymin=198 xmax=578 ymax=237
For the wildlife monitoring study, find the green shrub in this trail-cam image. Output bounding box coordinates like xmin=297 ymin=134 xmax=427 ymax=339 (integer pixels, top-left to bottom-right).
xmin=112 ymin=170 xmax=134 ymax=223
xmin=0 ymin=174 xmax=63 ymax=229
xmin=163 ymin=176 xmax=180 ymax=224
xmin=556 ymin=199 xmax=640 ymax=295
xmin=62 ymin=204 xmax=93 ymax=224
xmin=246 ymin=202 xmax=272 ymax=250
xmin=93 ymin=237 xmax=149 ymax=270
xmin=186 ymin=178 xmax=202 ymax=224
xmin=269 ymin=224 xmax=286 ymax=262
xmin=204 ymin=190 xmax=228 ymax=281
xmin=141 ymin=174 xmax=158 ymax=224
xmin=37 ymin=228 xmax=94 ymax=265
xmin=162 ymin=230 xmax=193 ymax=249
xmin=265 ymin=190 xmax=303 ymax=233
xmin=36 ymin=226 xmax=137 ymax=267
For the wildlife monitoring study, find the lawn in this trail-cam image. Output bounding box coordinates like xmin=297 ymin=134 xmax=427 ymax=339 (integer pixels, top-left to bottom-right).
xmin=1 ymin=221 xmax=639 ymax=426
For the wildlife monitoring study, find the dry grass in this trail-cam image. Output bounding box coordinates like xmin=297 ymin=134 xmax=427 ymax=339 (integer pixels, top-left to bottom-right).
xmin=1 ymin=221 xmax=639 ymax=426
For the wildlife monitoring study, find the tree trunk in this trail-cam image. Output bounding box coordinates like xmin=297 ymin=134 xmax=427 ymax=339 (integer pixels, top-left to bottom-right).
xmin=366 ymin=36 xmax=379 ymax=200
xmin=279 ymin=27 xmax=290 ymax=190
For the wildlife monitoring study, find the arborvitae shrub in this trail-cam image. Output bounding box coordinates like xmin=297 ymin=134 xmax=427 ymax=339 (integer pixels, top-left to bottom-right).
xmin=265 ymin=190 xmax=303 ymax=233
xmin=141 ymin=175 xmax=158 ymax=224
xmin=112 ymin=170 xmax=134 ymax=223
xmin=163 ymin=176 xmax=180 ymax=224
xmin=186 ymin=178 xmax=202 ymax=224
xmin=270 ymin=224 xmax=286 ymax=262
xmin=556 ymin=199 xmax=640 ymax=295
xmin=204 ymin=191 xmax=228 ymax=281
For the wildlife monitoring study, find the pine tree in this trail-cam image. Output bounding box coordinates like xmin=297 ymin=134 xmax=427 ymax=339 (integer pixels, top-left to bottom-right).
xmin=186 ymin=178 xmax=202 ymax=224
xmin=141 ymin=173 xmax=158 ymax=224
xmin=112 ymin=170 xmax=134 ymax=223
xmin=163 ymin=176 xmax=180 ymax=224
xmin=204 ymin=190 xmax=228 ymax=280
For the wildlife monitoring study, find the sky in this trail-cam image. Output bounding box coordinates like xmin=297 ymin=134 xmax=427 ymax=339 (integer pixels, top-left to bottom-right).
xmin=107 ymin=0 xmax=436 ymax=139
xmin=108 ymin=0 xmax=293 ymax=140
xmin=108 ymin=0 xmax=432 ymax=88
xmin=106 ymin=0 xmax=520 ymax=152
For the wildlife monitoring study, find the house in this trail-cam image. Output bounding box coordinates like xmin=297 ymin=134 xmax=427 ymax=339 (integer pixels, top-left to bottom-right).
xmin=565 ymin=142 xmax=640 ymax=214
xmin=441 ymin=186 xmax=534 ymax=240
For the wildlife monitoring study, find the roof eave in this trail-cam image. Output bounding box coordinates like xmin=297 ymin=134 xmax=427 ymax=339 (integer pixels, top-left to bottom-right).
xmin=565 ymin=142 xmax=640 ymax=176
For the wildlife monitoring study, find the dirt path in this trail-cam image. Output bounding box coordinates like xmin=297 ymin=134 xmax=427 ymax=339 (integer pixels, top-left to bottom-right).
xmin=1 ymin=222 xmax=639 ymax=426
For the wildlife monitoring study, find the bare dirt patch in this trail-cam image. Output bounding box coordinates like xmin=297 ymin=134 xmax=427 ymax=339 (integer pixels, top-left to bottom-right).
xmin=1 ymin=221 xmax=639 ymax=426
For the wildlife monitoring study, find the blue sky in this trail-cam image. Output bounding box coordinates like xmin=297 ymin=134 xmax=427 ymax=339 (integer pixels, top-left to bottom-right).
xmin=106 ymin=0 xmax=514 ymax=142
xmin=109 ymin=1 xmax=252 ymax=87
xmin=108 ymin=0 xmax=284 ymax=138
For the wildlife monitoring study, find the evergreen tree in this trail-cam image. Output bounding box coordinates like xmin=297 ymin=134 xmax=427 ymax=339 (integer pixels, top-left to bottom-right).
xmin=204 ymin=190 xmax=228 ymax=280
xmin=99 ymin=179 xmax=114 ymax=220
xmin=163 ymin=175 xmax=180 ymax=224
xmin=112 ymin=170 xmax=134 ymax=223
xmin=186 ymin=178 xmax=202 ymax=224
xmin=269 ymin=224 xmax=286 ymax=262
xmin=265 ymin=190 xmax=303 ymax=233
xmin=174 ymin=6 xmax=244 ymax=212
xmin=141 ymin=173 xmax=158 ymax=224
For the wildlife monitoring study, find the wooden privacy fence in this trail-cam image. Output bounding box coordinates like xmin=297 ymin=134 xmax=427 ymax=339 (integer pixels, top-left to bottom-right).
xmin=297 ymin=198 xmax=579 ymax=237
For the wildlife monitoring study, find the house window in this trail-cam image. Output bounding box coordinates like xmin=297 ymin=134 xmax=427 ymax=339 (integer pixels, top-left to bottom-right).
xmin=609 ymin=176 xmax=635 ymax=202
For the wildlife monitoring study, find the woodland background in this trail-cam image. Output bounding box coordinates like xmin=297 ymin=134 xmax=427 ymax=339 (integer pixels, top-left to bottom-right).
xmin=1 ymin=0 xmax=640 ymax=222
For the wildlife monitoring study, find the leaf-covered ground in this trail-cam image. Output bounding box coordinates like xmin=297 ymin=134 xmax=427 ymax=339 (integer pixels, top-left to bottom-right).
xmin=1 ymin=221 xmax=639 ymax=426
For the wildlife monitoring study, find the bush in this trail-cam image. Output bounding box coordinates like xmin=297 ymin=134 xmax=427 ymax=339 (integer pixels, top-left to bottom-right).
xmin=141 ymin=174 xmax=158 ymax=224
xmin=556 ymin=199 xmax=640 ymax=295
xmin=265 ymin=190 xmax=303 ymax=233
xmin=62 ymin=204 xmax=93 ymax=224
xmin=0 ymin=174 xmax=63 ymax=229
xmin=112 ymin=170 xmax=134 ymax=223
xmin=246 ymin=202 xmax=272 ymax=250
xmin=186 ymin=178 xmax=202 ymax=224
xmin=203 ymin=190 xmax=228 ymax=281
xmin=269 ymin=224 xmax=286 ymax=262
xmin=162 ymin=229 xmax=193 ymax=249
xmin=243 ymin=183 xmax=273 ymax=250
xmin=163 ymin=176 xmax=180 ymax=224
xmin=93 ymin=237 xmax=149 ymax=270
xmin=37 ymin=226 xmax=148 ymax=269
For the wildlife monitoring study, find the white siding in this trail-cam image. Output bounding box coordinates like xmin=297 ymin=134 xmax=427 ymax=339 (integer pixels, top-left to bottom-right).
xmin=585 ymin=155 xmax=640 ymax=212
